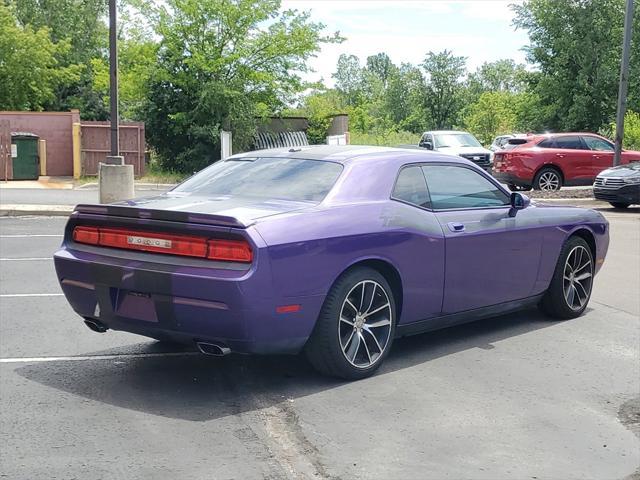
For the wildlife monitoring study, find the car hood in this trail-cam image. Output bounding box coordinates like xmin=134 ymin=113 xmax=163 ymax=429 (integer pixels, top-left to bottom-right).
xmin=598 ymin=162 xmax=640 ymax=178
xmin=111 ymin=192 xmax=315 ymax=226
xmin=436 ymin=145 xmax=492 ymax=155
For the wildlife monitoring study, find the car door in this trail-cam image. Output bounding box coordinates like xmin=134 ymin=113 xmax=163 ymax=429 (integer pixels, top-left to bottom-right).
xmin=422 ymin=164 xmax=543 ymax=314
xmin=551 ymin=136 xmax=593 ymax=183
xmin=582 ymin=135 xmax=615 ymax=177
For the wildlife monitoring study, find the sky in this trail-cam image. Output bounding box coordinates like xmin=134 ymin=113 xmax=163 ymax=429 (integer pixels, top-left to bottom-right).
xmin=279 ymin=0 xmax=530 ymax=86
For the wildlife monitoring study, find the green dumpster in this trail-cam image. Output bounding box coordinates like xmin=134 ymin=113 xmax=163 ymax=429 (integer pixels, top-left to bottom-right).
xmin=11 ymin=132 xmax=39 ymax=180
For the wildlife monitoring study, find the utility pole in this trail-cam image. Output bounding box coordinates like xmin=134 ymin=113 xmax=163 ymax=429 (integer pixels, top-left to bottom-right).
xmin=614 ymin=0 xmax=635 ymax=166
xmin=99 ymin=0 xmax=134 ymax=203
xmin=108 ymin=0 xmax=119 ymax=158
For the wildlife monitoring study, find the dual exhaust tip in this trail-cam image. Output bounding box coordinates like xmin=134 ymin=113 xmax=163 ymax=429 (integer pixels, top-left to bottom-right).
xmin=196 ymin=342 xmax=231 ymax=357
xmin=83 ymin=319 xmax=231 ymax=357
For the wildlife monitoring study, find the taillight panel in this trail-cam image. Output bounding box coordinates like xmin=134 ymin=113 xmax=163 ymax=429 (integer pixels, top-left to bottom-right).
xmin=72 ymin=226 xmax=252 ymax=263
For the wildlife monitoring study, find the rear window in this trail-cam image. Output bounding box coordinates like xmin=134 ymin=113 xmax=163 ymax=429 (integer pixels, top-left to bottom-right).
xmin=173 ymin=157 xmax=343 ymax=202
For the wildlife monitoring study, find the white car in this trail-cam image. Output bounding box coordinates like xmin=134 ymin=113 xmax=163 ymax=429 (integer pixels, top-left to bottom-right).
xmin=419 ymin=130 xmax=493 ymax=172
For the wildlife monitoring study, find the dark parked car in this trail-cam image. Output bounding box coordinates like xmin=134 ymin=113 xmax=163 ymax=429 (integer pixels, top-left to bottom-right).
xmin=493 ymin=133 xmax=640 ymax=191
xmin=54 ymin=146 xmax=609 ymax=379
xmin=593 ymin=162 xmax=640 ymax=208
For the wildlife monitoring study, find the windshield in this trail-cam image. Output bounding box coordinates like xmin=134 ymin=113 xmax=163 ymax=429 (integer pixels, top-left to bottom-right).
xmin=173 ymin=157 xmax=343 ymax=203
xmin=434 ymin=133 xmax=482 ymax=148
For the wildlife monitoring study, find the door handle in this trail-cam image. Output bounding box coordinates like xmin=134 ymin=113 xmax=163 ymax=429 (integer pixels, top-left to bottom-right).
xmin=447 ymin=222 xmax=465 ymax=232
xmin=592 ymin=154 xmax=601 ymax=159
xmin=556 ymin=153 xmax=565 ymax=158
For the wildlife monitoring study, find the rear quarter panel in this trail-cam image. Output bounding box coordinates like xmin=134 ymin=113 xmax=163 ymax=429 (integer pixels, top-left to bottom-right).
xmin=253 ymin=201 xmax=446 ymax=325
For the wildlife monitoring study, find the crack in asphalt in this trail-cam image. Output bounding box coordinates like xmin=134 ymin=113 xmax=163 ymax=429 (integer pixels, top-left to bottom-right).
xmin=619 ymin=397 xmax=640 ymax=480
xmin=220 ymin=369 xmax=336 ymax=480
xmin=591 ymin=300 xmax=639 ymax=317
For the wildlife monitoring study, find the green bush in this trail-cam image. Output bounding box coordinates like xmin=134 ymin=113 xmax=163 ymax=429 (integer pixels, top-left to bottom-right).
xmin=349 ymin=130 xmax=419 ymax=146
xmin=601 ymin=111 xmax=640 ymax=151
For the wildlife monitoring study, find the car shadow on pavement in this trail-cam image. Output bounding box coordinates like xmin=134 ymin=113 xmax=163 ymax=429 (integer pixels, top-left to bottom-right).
xmin=15 ymin=308 xmax=571 ymax=422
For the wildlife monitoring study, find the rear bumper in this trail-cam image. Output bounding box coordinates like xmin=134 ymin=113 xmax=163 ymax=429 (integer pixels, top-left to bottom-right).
xmin=494 ymin=171 xmax=531 ymax=187
xmin=54 ymin=247 xmax=323 ymax=354
xmin=593 ymin=185 xmax=640 ymax=205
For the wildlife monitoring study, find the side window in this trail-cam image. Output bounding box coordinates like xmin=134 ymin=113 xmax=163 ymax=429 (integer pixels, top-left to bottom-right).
xmin=392 ymin=166 xmax=430 ymax=209
xmin=583 ymin=136 xmax=614 ymax=151
xmin=538 ymin=138 xmax=555 ymax=148
xmin=422 ymin=165 xmax=510 ymax=209
xmin=426 ymin=134 xmax=433 ymax=144
xmin=554 ymin=136 xmax=585 ymax=150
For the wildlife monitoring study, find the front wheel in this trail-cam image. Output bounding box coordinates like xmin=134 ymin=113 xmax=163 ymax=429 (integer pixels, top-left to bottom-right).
xmin=610 ymin=202 xmax=630 ymax=209
xmin=539 ymin=236 xmax=594 ymax=319
xmin=305 ymin=267 xmax=396 ymax=380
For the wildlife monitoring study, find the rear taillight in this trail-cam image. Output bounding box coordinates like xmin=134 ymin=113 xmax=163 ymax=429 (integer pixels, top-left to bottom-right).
xmin=72 ymin=226 xmax=252 ymax=263
xmin=207 ymin=239 xmax=253 ymax=263
xmin=73 ymin=226 xmax=99 ymax=245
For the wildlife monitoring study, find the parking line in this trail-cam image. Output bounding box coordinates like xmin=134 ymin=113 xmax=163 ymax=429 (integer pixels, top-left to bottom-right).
xmin=0 ymin=258 xmax=53 ymax=261
xmin=0 ymin=293 xmax=64 ymax=298
xmin=0 ymin=234 xmax=63 ymax=238
xmin=0 ymin=352 xmax=199 ymax=364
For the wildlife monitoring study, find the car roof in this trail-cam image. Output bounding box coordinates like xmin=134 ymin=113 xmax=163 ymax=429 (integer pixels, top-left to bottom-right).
xmin=422 ymin=130 xmax=469 ymax=135
xmin=228 ymin=144 xmax=471 ymax=166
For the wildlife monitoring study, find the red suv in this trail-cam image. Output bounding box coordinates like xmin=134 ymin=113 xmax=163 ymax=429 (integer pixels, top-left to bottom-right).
xmin=493 ymin=133 xmax=640 ymax=191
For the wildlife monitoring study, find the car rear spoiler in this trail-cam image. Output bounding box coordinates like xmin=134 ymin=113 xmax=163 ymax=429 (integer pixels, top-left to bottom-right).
xmin=507 ymin=138 xmax=529 ymax=145
xmin=73 ymin=204 xmax=250 ymax=228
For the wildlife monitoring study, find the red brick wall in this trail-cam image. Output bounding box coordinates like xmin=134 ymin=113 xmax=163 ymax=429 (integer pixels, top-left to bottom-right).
xmin=0 ymin=110 xmax=80 ymax=176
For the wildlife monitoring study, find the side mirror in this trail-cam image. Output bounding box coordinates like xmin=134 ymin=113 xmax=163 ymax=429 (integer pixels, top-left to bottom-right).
xmin=424 ymin=141 xmax=434 ymax=150
xmin=509 ymin=192 xmax=530 ymax=215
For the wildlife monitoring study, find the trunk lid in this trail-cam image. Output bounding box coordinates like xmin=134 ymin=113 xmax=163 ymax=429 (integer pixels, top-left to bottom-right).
xmin=75 ymin=193 xmax=314 ymax=228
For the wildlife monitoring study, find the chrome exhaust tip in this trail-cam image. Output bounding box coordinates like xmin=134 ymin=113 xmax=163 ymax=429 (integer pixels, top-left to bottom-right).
xmin=84 ymin=319 xmax=108 ymax=333
xmin=196 ymin=342 xmax=231 ymax=356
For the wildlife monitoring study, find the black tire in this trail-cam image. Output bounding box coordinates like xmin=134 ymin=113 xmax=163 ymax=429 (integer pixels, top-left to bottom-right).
xmin=508 ymin=184 xmax=532 ymax=192
xmin=533 ymin=167 xmax=563 ymax=191
xmin=539 ymin=236 xmax=594 ymax=320
xmin=610 ymin=202 xmax=630 ymax=209
xmin=305 ymin=267 xmax=396 ymax=380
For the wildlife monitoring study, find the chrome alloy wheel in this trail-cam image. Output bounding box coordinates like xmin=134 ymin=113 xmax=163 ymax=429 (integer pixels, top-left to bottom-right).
xmin=338 ymin=280 xmax=393 ymax=369
xmin=539 ymin=171 xmax=561 ymax=191
xmin=562 ymin=245 xmax=593 ymax=310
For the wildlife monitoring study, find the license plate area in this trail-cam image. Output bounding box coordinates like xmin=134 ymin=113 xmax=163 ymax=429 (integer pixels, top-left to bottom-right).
xmin=115 ymin=290 xmax=158 ymax=322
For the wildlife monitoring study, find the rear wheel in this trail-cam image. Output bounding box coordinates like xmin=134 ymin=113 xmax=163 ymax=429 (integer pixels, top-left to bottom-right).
xmin=534 ymin=167 xmax=562 ymax=191
xmin=610 ymin=202 xmax=630 ymax=209
xmin=540 ymin=236 xmax=594 ymax=319
xmin=305 ymin=267 xmax=396 ymax=380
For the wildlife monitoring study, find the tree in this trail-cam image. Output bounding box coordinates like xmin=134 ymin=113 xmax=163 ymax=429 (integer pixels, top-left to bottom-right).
xmin=513 ymin=0 xmax=640 ymax=131
xmin=332 ymin=54 xmax=363 ymax=106
xmin=464 ymin=91 xmax=518 ymax=145
xmin=8 ymin=0 xmax=109 ymax=118
xmin=142 ymin=0 xmax=340 ymax=173
xmin=90 ymin=35 xmax=158 ymax=120
xmin=0 ymin=4 xmax=80 ymax=110
xmin=366 ymin=52 xmax=393 ymax=88
xmin=421 ymin=50 xmax=467 ymax=129
xmin=467 ymin=59 xmax=528 ymax=97
xmin=384 ymin=63 xmax=429 ymax=133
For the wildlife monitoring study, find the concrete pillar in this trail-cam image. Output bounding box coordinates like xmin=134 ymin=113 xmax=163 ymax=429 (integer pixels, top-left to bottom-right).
xmin=72 ymin=122 xmax=82 ymax=179
xmin=38 ymin=139 xmax=46 ymax=176
xmin=99 ymin=161 xmax=134 ymax=203
xmin=221 ymin=130 xmax=232 ymax=159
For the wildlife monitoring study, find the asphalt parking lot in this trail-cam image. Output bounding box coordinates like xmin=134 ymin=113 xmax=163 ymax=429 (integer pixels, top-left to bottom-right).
xmin=0 ymin=210 xmax=638 ymax=480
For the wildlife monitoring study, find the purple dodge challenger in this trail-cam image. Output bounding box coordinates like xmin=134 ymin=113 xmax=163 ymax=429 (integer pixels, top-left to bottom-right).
xmin=54 ymin=146 xmax=609 ymax=379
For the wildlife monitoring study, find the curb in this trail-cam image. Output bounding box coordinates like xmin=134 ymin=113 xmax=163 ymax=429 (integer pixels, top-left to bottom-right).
xmin=0 ymin=205 xmax=74 ymax=217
